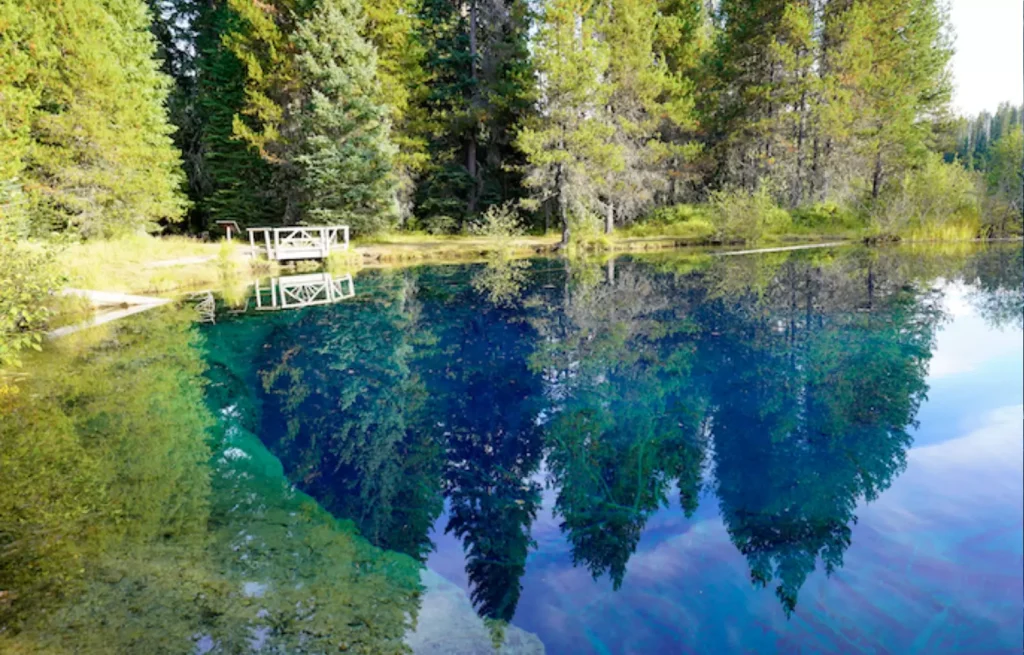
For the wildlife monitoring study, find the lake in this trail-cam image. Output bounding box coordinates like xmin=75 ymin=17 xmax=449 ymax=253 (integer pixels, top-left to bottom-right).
xmin=1 ymin=244 xmax=1021 ymax=654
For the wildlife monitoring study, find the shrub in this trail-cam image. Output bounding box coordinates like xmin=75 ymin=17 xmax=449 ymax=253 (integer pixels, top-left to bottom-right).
xmin=468 ymin=202 xmax=525 ymax=244
xmin=708 ymin=186 xmax=792 ymax=243
xmin=873 ymin=153 xmax=981 ymax=239
xmin=422 ymin=215 xmax=459 ymax=235
xmin=624 ymin=204 xmax=716 ymax=239
xmin=645 ymin=203 xmax=711 ymax=226
xmin=567 ymin=211 xmax=611 ymax=252
xmin=0 ymin=233 xmax=64 ymax=369
xmin=791 ymin=201 xmax=864 ymax=232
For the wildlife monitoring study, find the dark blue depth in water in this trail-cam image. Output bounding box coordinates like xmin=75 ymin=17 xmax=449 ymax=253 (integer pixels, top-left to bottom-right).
xmin=205 ymin=245 xmax=1023 ymax=654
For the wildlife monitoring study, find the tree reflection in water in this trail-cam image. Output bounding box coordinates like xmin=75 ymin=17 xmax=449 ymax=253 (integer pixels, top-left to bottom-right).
xmin=237 ymin=245 xmax=1018 ymax=622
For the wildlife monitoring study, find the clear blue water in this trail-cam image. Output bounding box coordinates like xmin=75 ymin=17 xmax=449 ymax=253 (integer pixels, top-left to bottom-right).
xmin=204 ymin=245 xmax=1023 ymax=654
xmin=3 ymin=245 xmax=1021 ymax=654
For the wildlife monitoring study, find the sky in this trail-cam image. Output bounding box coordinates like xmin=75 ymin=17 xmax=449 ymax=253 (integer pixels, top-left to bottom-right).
xmin=949 ymin=0 xmax=1023 ymax=116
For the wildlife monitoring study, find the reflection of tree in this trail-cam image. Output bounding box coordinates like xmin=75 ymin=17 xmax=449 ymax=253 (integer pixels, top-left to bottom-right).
xmin=472 ymin=256 xmax=530 ymax=307
xmin=532 ymin=259 xmax=709 ymax=589
xmin=965 ymin=246 xmax=1024 ymax=329
xmin=698 ymin=256 xmax=943 ymax=614
xmin=418 ymin=274 xmax=545 ymax=622
xmin=258 ymin=271 xmax=444 ymax=561
xmin=2 ymin=308 xmax=424 ymax=654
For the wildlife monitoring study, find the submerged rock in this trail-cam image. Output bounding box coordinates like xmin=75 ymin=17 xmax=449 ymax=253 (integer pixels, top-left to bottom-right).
xmin=407 ymin=569 xmax=545 ymax=655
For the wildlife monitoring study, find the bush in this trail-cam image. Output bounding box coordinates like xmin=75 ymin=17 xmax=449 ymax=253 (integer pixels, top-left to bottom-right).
xmin=0 ymin=233 xmax=64 ymax=369
xmin=874 ymin=154 xmax=981 ymax=239
xmin=645 ymin=203 xmax=711 ymax=226
xmin=567 ymin=211 xmax=611 ymax=252
xmin=468 ymin=202 xmax=525 ymax=244
xmin=708 ymin=186 xmax=792 ymax=243
xmin=421 ymin=215 xmax=459 ymax=235
xmin=791 ymin=201 xmax=864 ymax=231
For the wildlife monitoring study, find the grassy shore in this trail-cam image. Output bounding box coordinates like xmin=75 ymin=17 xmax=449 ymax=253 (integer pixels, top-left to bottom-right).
xmin=50 ymin=229 xmax=1019 ymax=298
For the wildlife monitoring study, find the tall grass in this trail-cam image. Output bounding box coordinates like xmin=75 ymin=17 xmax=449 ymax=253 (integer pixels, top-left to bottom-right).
xmin=619 ymin=204 xmax=715 ymax=240
xmin=901 ymin=222 xmax=979 ymax=242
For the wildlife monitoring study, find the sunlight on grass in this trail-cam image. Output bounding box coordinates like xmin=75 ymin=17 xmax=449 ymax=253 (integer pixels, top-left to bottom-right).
xmin=56 ymin=235 xmax=245 ymax=295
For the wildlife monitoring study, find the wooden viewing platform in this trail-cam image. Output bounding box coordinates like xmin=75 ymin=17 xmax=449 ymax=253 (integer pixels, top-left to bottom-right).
xmin=247 ymin=225 xmax=350 ymax=261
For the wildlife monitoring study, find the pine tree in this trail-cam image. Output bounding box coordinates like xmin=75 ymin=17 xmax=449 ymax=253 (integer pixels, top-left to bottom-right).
xmin=414 ymin=0 xmax=534 ymax=231
xmin=1 ymin=0 xmax=187 ymax=237
xmin=363 ymin=0 xmax=432 ymax=219
xmin=702 ymin=0 xmax=792 ymax=191
xmin=516 ymin=0 xmax=621 ymax=245
xmin=985 ymin=126 xmax=1024 ymax=234
xmin=856 ymin=0 xmax=953 ymax=201
xmin=290 ymin=0 xmax=400 ymax=234
xmin=653 ymin=0 xmax=708 ymax=203
xmin=192 ymin=0 xmax=282 ymax=227
xmin=600 ymin=0 xmax=699 ymax=231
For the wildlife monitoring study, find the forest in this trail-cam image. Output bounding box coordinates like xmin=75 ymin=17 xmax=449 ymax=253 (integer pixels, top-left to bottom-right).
xmin=1 ymin=0 xmax=1022 ymax=245
xmin=1 ymin=0 xmax=1023 ymax=370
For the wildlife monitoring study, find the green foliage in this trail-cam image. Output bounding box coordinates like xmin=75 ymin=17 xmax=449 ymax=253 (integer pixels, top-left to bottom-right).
xmin=946 ymin=102 xmax=1023 ymax=171
xmin=708 ymin=186 xmax=792 ymax=243
xmin=291 ymin=0 xmax=400 ymax=235
xmin=517 ymin=0 xmax=620 ymax=245
xmin=626 ymin=204 xmax=715 ymax=238
xmin=468 ymin=202 xmax=525 ymax=242
xmin=0 ymin=233 xmax=63 ymax=369
xmin=983 ymin=125 xmax=1024 ymax=235
xmin=791 ymin=201 xmax=864 ymax=232
xmin=413 ymin=0 xmax=535 ymax=229
xmin=0 ymin=0 xmax=187 ymax=237
xmin=873 ymin=153 xmax=981 ymax=239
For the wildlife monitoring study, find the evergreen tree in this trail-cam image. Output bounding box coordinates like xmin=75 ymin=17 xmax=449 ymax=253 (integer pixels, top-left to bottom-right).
xmin=600 ymin=0 xmax=697 ymax=231
xmin=191 ymin=0 xmax=282 ymax=228
xmin=414 ymin=0 xmax=535 ymax=231
xmin=0 ymin=0 xmax=187 ymax=237
xmin=855 ymin=0 xmax=953 ymax=201
xmin=516 ymin=0 xmax=621 ymax=245
xmin=701 ymin=0 xmax=793 ymax=192
xmin=984 ymin=126 xmax=1024 ymax=234
xmin=363 ymin=0 xmax=432 ymax=219
xmin=652 ymin=0 xmax=708 ymax=203
xmin=291 ymin=0 xmax=400 ymax=233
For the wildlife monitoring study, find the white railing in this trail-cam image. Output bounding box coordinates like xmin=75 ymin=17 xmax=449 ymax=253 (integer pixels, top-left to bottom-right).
xmin=247 ymin=225 xmax=350 ymax=261
xmin=254 ymin=273 xmax=355 ymax=311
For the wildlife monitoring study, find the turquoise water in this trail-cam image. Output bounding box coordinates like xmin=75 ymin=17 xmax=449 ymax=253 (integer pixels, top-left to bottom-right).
xmin=2 ymin=245 xmax=1021 ymax=653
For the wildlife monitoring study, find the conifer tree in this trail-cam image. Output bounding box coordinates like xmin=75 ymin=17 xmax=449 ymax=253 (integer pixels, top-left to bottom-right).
xmin=653 ymin=0 xmax=708 ymax=203
xmin=191 ymin=0 xmax=282 ymax=227
xmin=516 ymin=0 xmax=621 ymax=245
xmin=414 ymin=0 xmax=534 ymax=230
xmin=363 ymin=0 xmax=432 ymax=219
xmin=290 ymin=0 xmax=400 ymax=233
xmin=600 ymin=0 xmax=700 ymax=231
xmin=855 ymin=0 xmax=952 ymax=201
xmin=1 ymin=0 xmax=186 ymax=237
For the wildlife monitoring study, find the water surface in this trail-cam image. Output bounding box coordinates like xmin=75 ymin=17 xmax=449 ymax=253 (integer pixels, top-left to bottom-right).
xmin=2 ymin=244 xmax=1021 ymax=654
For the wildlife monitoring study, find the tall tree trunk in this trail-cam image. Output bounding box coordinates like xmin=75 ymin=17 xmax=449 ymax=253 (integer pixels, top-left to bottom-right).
xmin=605 ymin=201 xmax=613 ymax=234
xmin=871 ymin=150 xmax=883 ymax=200
xmin=556 ymin=163 xmax=569 ymax=247
xmin=467 ymin=0 xmax=480 ymax=215
xmin=793 ymin=78 xmax=808 ymax=207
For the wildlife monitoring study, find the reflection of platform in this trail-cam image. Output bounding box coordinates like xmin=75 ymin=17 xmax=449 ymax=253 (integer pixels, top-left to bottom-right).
xmin=254 ymin=273 xmax=355 ymax=311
